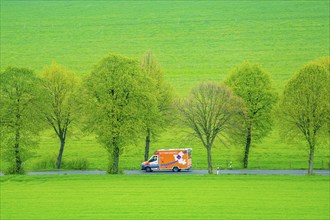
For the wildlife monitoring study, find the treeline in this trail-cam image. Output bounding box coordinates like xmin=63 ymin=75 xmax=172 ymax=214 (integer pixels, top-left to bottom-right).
xmin=0 ymin=52 xmax=329 ymax=175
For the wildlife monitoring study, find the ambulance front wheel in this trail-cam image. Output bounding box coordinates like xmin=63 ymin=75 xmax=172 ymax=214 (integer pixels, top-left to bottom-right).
xmin=172 ymin=167 xmax=180 ymax=172
xmin=145 ymin=167 xmax=152 ymax=172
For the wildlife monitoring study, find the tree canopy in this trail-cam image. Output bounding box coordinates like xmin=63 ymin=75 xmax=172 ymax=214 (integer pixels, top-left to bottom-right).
xmin=278 ymin=61 xmax=330 ymax=174
xmin=39 ymin=62 xmax=80 ymax=169
xmin=0 ymin=67 xmax=45 ymax=174
xmin=140 ymin=50 xmax=174 ymax=161
xmin=226 ymin=62 xmax=277 ymax=168
xmin=83 ymin=54 xmax=158 ymax=173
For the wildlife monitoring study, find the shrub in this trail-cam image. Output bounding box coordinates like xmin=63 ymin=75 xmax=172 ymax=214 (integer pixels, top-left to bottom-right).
xmin=63 ymin=158 xmax=89 ymax=170
xmin=4 ymin=164 xmax=25 ymax=175
xmin=33 ymin=156 xmax=89 ymax=170
xmin=33 ymin=155 xmax=57 ymax=170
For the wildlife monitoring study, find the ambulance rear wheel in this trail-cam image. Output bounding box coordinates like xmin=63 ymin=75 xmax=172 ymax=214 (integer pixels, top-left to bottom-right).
xmin=145 ymin=167 xmax=152 ymax=172
xmin=172 ymin=167 xmax=179 ymax=172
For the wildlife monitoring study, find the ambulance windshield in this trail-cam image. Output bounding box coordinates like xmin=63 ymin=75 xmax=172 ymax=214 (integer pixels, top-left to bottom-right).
xmin=149 ymin=156 xmax=158 ymax=162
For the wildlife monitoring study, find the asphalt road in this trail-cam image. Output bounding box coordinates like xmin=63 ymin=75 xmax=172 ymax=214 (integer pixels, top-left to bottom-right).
xmin=127 ymin=169 xmax=330 ymax=175
xmin=0 ymin=169 xmax=329 ymax=176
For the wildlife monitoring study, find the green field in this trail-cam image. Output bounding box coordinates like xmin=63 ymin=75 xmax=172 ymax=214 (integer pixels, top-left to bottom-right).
xmin=1 ymin=175 xmax=329 ymax=220
xmin=15 ymin=128 xmax=328 ymax=172
xmin=1 ymin=1 xmax=329 ymax=93
xmin=0 ymin=1 xmax=329 ymax=172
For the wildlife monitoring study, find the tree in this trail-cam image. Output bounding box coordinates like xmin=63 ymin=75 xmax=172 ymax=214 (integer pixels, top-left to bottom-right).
xmin=39 ymin=62 xmax=79 ymax=169
xmin=83 ymin=54 xmax=157 ymax=174
xmin=178 ymin=82 xmax=243 ymax=174
xmin=278 ymin=61 xmax=330 ymax=175
xmin=313 ymin=56 xmax=330 ymax=72
xmin=226 ymin=62 xmax=277 ymax=168
xmin=0 ymin=67 xmax=44 ymax=174
xmin=140 ymin=50 xmax=173 ymax=161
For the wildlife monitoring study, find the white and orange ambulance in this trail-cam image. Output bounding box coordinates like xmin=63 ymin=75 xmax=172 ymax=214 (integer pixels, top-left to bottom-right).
xmin=141 ymin=148 xmax=192 ymax=172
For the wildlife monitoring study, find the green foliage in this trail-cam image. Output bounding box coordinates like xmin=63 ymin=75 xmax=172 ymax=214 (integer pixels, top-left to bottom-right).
xmin=0 ymin=67 xmax=45 ymax=174
xmin=226 ymin=62 xmax=277 ymax=141
xmin=313 ymin=56 xmax=330 ymax=72
xmin=33 ymin=154 xmax=57 ymax=170
xmin=140 ymin=50 xmax=174 ymax=160
xmin=226 ymin=62 xmax=277 ymax=168
xmin=140 ymin=50 xmax=174 ymax=135
xmin=39 ymin=62 xmax=79 ymax=134
xmin=1 ymin=175 xmax=329 ymax=219
xmin=280 ymin=63 xmax=329 ymax=140
xmin=4 ymin=163 xmax=25 ymax=175
xmin=39 ymin=62 xmax=80 ymax=169
xmin=83 ymin=54 xmax=158 ymax=173
xmin=0 ymin=2 xmax=329 ymax=172
xmin=33 ymin=155 xmax=89 ymax=170
xmin=279 ymin=60 xmax=330 ymax=174
xmin=64 ymin=158 xmax=89 ymax=170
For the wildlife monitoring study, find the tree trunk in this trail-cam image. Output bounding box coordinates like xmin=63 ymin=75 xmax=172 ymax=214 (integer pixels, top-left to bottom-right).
xmin=144 ymin=128 xmax=151 ymax=161
xmin=207 ymin=146 xmax=213 ymax=174
xmin=14 ymin=126 xmax=23 ymax=174
xmin=308 ymin=145 xmax=315 ymax=175
xmin=243 ymin=127 xmax=252 ymax=168
xmin=56 ymin=138 xmax=65 ymax=169
xmin=14 ymin=107 xmax=23 ymax=174
xmin=108 ymin=144 xmax=120 ymax=174
xmin=14 ymin=143 xmax=23 ymax=174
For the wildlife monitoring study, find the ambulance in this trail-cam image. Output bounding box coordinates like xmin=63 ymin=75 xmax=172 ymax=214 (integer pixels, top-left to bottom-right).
xmin=141 ymin=148 xmax=192 ymax=172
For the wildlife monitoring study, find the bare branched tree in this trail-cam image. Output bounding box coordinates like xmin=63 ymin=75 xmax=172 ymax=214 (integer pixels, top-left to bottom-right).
xmin=178 ymin=82 xmax=243 ymax=174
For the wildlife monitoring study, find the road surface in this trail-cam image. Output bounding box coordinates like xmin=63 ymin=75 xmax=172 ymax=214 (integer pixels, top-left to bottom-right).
xmin=0 ymin=169 xmax=329 ymax=176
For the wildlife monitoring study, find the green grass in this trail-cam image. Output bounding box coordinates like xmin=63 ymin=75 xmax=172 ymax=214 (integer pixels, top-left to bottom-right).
xmin=1 ymin=1 xmax=329 ymax=94
xmin=1 ymin=175 xmax=329 ymax=220
xmin=1 ymin=127 xmax=327 ymax=172
xmin=0 ymin=1 xmax=329 ymax=172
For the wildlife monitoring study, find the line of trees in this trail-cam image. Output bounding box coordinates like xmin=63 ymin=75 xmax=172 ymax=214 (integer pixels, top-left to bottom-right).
xmin=0 ymin=54 xmax=329 ymax=175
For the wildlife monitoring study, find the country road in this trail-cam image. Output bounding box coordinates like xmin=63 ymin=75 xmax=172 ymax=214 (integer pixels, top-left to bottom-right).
xmin=0 ymin=169 xmax=329 ymax=176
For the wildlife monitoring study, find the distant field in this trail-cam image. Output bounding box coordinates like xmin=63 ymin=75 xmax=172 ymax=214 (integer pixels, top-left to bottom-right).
xmin=0 ymin=1 xmax=329 ymax=172
xmin=1 ymin=175 xmax=329 ymax=220
xmin=1 ymin=1 xmax=329 ymax=94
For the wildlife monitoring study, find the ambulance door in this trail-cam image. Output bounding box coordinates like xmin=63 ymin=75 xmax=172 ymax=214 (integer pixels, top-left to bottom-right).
xmin=149 ymin=155 xmax=159 ymax=170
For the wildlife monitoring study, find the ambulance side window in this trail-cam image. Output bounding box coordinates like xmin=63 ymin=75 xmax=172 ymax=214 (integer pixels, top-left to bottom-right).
xmin=149 ymin=156 xmax=158 ymax=162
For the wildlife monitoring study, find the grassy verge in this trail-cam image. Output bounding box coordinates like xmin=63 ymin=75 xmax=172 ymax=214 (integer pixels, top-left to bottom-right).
xmin=1 ymin=127 xmax=329 ymax=172
xmin=1 ymin=175 xmax=329 ymax=220
xmin=1 ymin=124 xmax=329 ymax=173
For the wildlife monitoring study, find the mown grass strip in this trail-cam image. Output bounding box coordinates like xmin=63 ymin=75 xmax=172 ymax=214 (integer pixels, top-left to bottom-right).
xmin=1 ymin=175 xmax=329 ymax=219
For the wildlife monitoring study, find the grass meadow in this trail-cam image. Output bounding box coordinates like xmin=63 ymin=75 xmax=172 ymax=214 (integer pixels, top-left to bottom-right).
xmin=15 ymin=128 xmax=329 ymax=172
xmin=1 ymin=1 xmax=329 ymax=93
xmin=0 ymin=1 xmax=329 ymax=172
xmin=1 ymin=175 xmax=329 ymax=220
